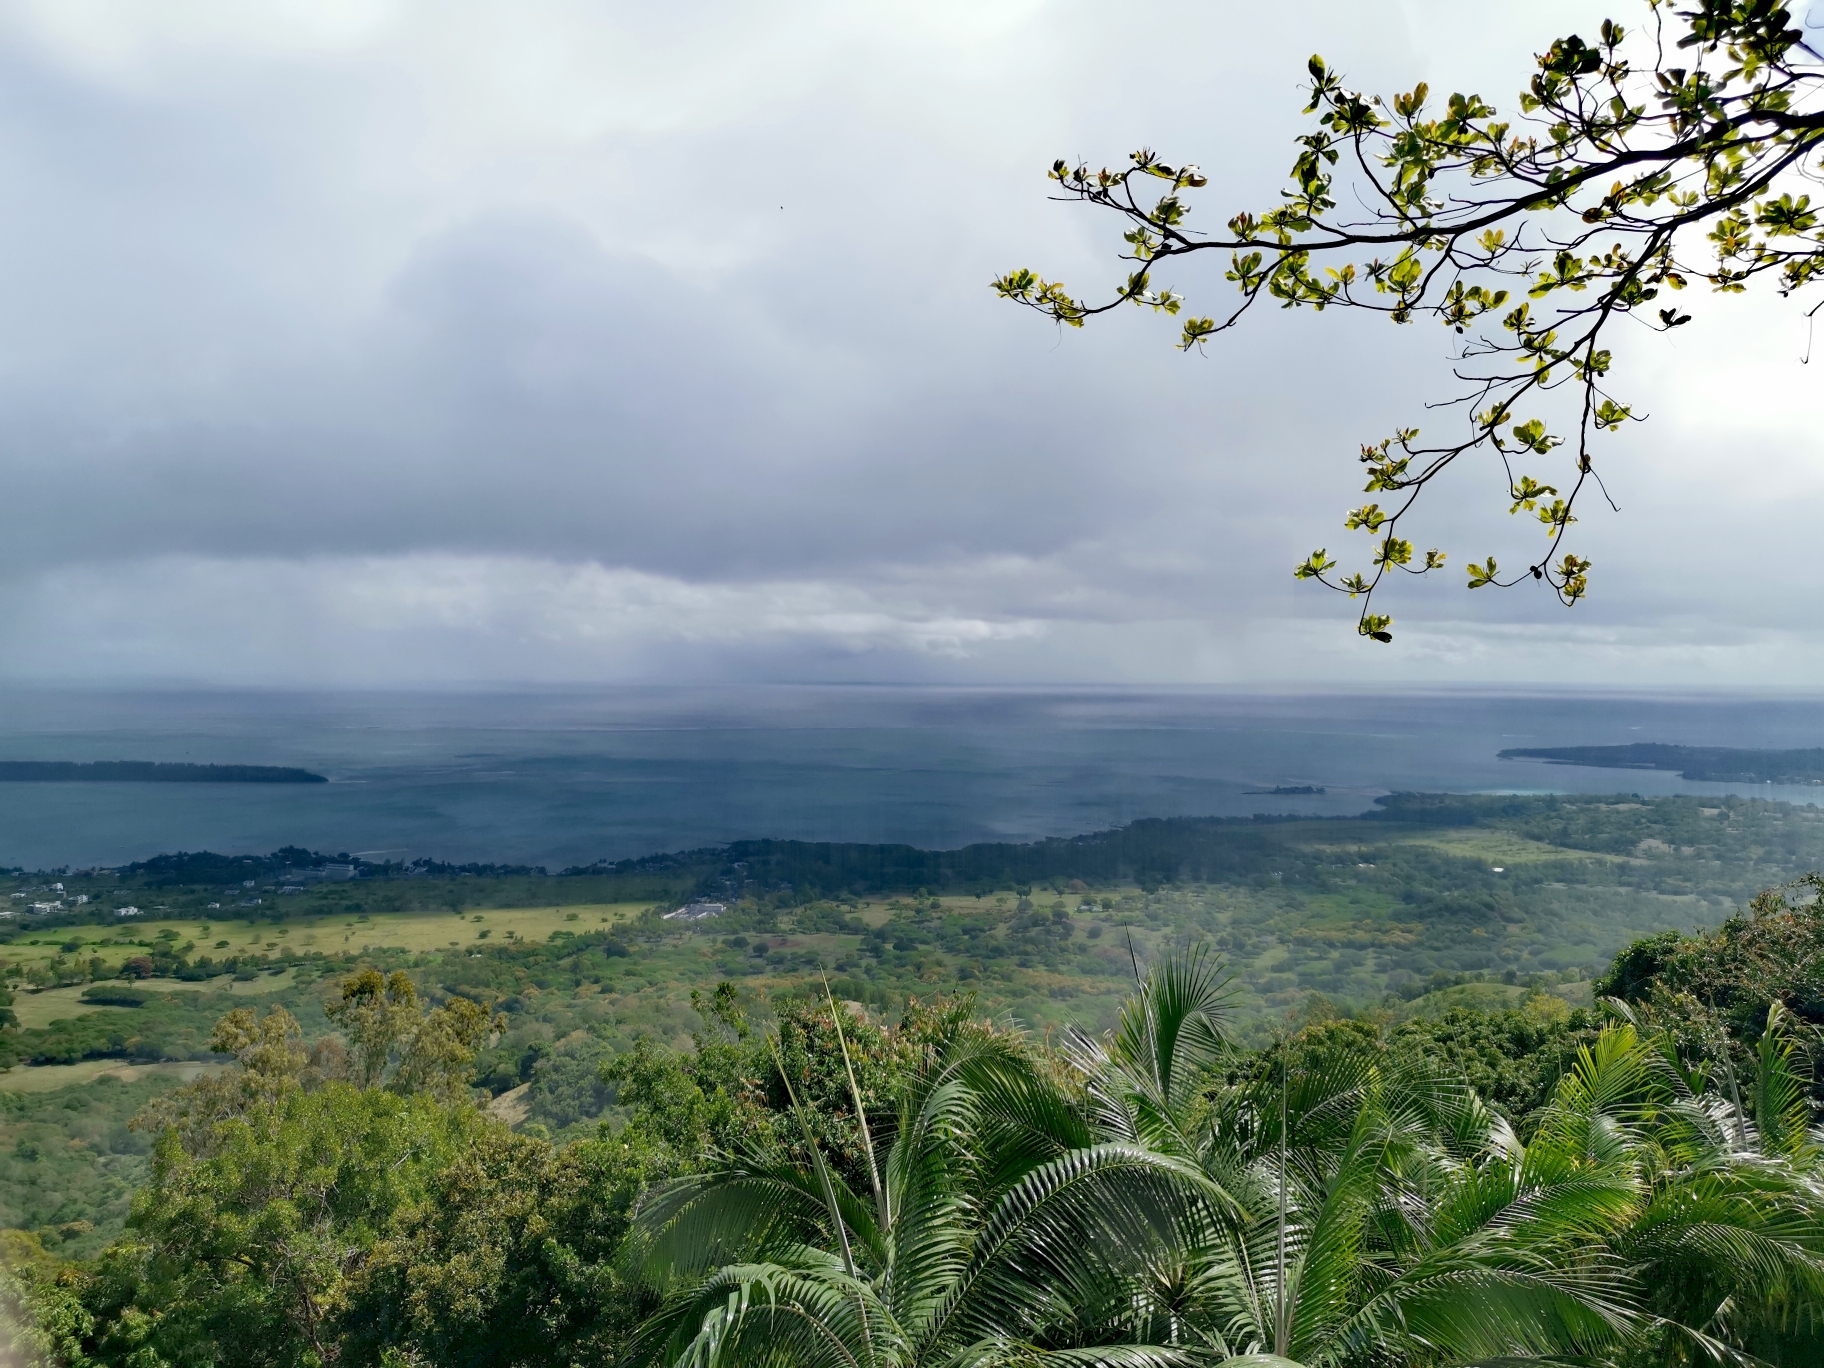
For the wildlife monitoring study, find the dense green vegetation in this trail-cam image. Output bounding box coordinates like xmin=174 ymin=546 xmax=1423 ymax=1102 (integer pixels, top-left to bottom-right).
xmin=0 ymin=1078 xmax=167 ymax=1261
xmin=1501 ymin=744 xmax=1824 ymax=784
xmin=6 ymin=792 xmax=1824 ymax=1261
xmin=0 ymin=876 xmax=1818 ymax=1366
xmin=631 ymin=958 xmax=1822 ymax=1368
xmin=0 ymin=990 xmax=294 ymax=1070
xmin=13 ymin=792 xmax=1824 ymax=941
xmin=30 ymin=789 xmax=1824 ymax=1018
xmin=1 ymin=791 xmax=1822 ymax=1364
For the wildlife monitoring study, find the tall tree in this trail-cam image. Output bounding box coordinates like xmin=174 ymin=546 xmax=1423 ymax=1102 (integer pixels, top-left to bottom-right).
xmin=83 ymin=1084 xmax=480 ymax=1368
xmin=339 ymin=1123 xmax=673 ymax=1368
xmin=326 ymin=969 xmax=499 ymax=1098
xmin=65 ymin=980 xmax=504 ymax=1368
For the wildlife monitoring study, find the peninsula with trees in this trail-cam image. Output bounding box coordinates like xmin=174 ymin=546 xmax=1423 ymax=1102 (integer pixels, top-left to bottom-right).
xmin=1500 ymin=743 xmax=1824 ymax=784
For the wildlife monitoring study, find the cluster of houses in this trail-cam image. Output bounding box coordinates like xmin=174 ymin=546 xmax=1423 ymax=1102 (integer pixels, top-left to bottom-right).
xmin=1 ymin=864 xmax=368 ymax=923
xmin=3 ymin=883 xmax=93 ymax=918
xmin=5 ymin=859 xmax=361 ymax=924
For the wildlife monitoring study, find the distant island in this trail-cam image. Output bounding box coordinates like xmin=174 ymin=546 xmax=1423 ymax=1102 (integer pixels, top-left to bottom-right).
xmin=0 ymin=761 xmax=327 ymax=784
xmin=1244 ymin=784 xmax=1326 ymax=795
xmin=1498 ymin=743 xmax=1824 ymax=785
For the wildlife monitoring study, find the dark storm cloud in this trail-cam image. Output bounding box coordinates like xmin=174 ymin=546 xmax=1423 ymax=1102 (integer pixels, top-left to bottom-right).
xmin=0 ymin=0 xmax=1814 ymax=684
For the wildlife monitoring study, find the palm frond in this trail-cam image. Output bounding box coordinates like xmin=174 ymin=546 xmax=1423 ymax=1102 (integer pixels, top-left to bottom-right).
xmin=629 ymin=1260 xmax=905 ymax=1368
xmin=955 ymin=1049 xmax=1093 ymax=1196
xmin=1280 ymin=1092 xmax=1409 ymax=1352
xmin=1322 ymin=1260 xmax=1638 ymax=1366
xmin=630 ymin=1152 xmax=885 ymax=1285
xmin=1429 ymin=1161 xmax=1639 ymax=1254
xmin=1621 ymin=1172 xmax=1824 ymax=1327
xmin=629 ymin=1166 xmax=842 ymax=1284
xmin=953 ymin=1339 xmax=1233 ymax=1368
xmin=926 ymin=1143 xmax=1237 ymax=1354
xmin=1531 ymin=1025 xmax=1662 ymax=1165
xmin=1112 ymin=944 xmax=1234 ymax=1115
xmin=1751 ymin=1003 xmax=1816 ymax=1162
xmin=1068 ymin=1050 xmax=1144 ymax=1144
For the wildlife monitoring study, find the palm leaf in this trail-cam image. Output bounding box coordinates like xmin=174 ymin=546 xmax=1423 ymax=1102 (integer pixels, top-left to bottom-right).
xmin=1328 ymin=1261 xmax=1637 ymax=1364
xmin=631 ymin=1260 xmax=905 ymax=1368
xmin=926 ymin=1143 xmax=1237 ymax=1354
xmin=1751 ymin=1003 xmax=1816 ymax=1161
xmin=1112 ymin=943 xmax=1234 ymax=1113
xmin=630 ymin=1165 xmax=843 ymax=1283
xmin=956 ymin=1340 xmax=1235 ymax=1368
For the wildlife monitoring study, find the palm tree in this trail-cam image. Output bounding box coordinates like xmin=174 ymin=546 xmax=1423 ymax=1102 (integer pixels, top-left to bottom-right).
xmin=626 ymin=953 xmax=1824 ymax=1368
xmin=624 ymin=1009 xmax=1233 ymax=1368
xmin=1542 ymin=1003 xmax=1824 ymax=1365
xmin=1071 ymin=947 xmax=1641 ymax=1366
xmin=1075 ymin=955 xmax=1824 ymax=1368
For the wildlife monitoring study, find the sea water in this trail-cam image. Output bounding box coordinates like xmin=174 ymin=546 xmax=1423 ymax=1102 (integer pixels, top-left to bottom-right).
xmin=0 ymin=684 xmax=1820 ymax=869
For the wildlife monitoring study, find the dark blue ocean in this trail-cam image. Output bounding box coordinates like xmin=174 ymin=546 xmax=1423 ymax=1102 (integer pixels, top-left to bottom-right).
xmin=0 ymin=685 xmax=1819 ymax=870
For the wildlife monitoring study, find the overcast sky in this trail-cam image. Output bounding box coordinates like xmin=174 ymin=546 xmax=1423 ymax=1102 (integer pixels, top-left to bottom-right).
xmin=0 ymin=0 xmax=1817 ymax=688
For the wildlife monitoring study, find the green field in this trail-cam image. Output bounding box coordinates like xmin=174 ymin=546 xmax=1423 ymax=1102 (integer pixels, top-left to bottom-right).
xmin=0 ymin=1059 xmax=223 ymax=1093
xmin=7 ymin=975 xmax=305 ymax=1030
xmin=1388 ymin=828 xmax=1615 ymax=866
xmin=0 ymin=902 xmax=649 ymax=975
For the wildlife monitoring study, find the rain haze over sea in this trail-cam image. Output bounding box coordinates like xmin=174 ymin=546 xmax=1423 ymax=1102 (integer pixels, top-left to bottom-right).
xmin=0 ymin=685 xmax=1820 ymax=871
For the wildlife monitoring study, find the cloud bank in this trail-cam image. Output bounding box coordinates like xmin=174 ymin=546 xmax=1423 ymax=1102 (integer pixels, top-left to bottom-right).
xmin=0 ymin=0 xmax=1817 ymax=685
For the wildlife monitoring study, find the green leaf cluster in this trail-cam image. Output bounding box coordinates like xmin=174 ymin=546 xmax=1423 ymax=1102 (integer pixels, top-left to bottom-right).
xmin=998 ymin=0 xmax=1824 ymax=638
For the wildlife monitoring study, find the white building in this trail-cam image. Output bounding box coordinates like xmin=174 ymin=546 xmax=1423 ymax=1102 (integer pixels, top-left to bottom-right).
xmin=116 ymin=906 xmax=142 ymax=918
xmin=662 ymin=902 xmax=726 ymax=921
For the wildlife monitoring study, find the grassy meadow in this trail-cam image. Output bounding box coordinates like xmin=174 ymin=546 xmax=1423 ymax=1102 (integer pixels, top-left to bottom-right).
xmin=0 ymin=902 xmax=650 ymax=977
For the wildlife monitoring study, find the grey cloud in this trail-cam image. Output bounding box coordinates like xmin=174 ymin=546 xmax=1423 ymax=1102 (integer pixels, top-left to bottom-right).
xmin=0 ymin=0 xmax=1813 ymax=685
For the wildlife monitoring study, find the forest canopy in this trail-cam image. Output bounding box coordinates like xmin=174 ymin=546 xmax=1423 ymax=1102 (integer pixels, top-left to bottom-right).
xmin=0 ymin=875 xmax=1820 ymax=1367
